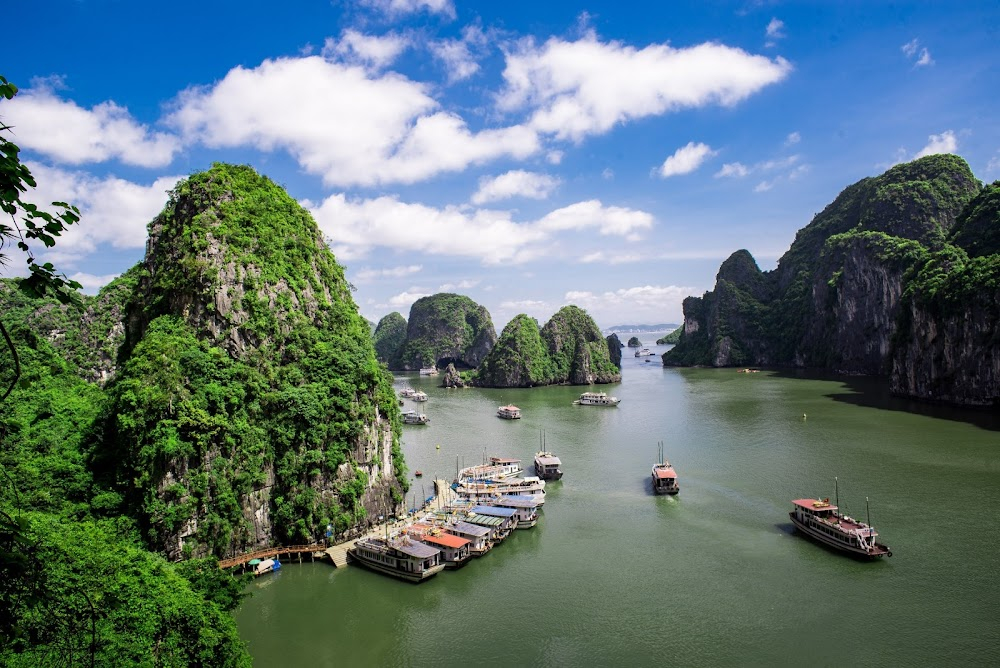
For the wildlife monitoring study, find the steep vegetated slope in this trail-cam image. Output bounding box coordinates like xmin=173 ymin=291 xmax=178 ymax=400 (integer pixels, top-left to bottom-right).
xmin=394 ymin=293 xmax=496 ymax=370
xmin=372 ymin=311 xmax=407 ymax=366
xmin=474 ymin=306 xmax=621 ymax=387
xmin=84 ymin=164 xmax=405 ymax=559
xmin=664 ymin=155 xmax=1000 ymax=406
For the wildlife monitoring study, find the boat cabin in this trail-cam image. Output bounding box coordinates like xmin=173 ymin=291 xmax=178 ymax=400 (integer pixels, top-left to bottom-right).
xmin=420 ymin=531 xmax=471 ymax=568
xmin=497 ymin=405 xmax=522 ymax=419
xmin=483 ymin=495 xmax=539 ymax=528
xmin=534 ymin=452 xmax=563 ymax=480
xmin=652 ymin=464 xmax=679 ymax=494
xmin=443 ymin=521 xmax=493 ymax=556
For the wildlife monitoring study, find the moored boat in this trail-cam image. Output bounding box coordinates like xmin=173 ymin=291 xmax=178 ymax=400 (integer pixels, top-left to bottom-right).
xmin=455 ymin=476 xmax=546 ymax=505
xmin=459 ymin=457 xmax=522 ymax=481
xmin=497 ymin=404 xmax=522 ymax=419
xmin=481 ymin=495 xmax=540 ymax=528
xmin=347 ymin=536 xmax=445 ymax=582
xmin=416 ymin=530 xmax=471 ymax=569
xmin=573 ymin=391 xmax=620 ymax=406
xmin=442 ymin=520 xmax=493 ymax=557
xmin=419 ymin=366 xmax=439 ymax=376
xmin=399 ymin=387 xmax=417 ymax=398
xmin=534 ymin=451 xmax=563 ymax=480
xmin=634 ymin=348 xmax=655 ymax=357
xmin=411 ymin=390 xmax=428 ymax=402
xmin=402 ymin=409 xmax=429 ymax=425
xmin=789 ymin=482 xmax=891 ymax=559
xmin=651 ymin=441 xmax=679 ymax=495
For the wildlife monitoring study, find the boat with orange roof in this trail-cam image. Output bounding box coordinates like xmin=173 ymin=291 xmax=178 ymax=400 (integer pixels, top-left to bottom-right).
xmin=651 ymin=441 xmax=679 ymax=495
xmin=789 ymin=479 xmax=892 ymax=559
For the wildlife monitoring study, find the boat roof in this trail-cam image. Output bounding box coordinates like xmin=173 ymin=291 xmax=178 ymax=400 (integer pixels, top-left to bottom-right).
xmin=535 ymin=455 xmax=561 ymax=466
xmin=465 ymin=513 xmax=505 ymax=527
xmin=472 ymin=505 xmax=517 ymax=517
xmin=498 ymin=405 xmax=520 ymax=410
xmin=489 ymin=457 xmax=520 ymax=464
xmin=421 ymin=533 xmax=470 ymax=549
xmin=580 ymin=391 xmax=607 ymax=397
xmin=792 ymin=498 xmax=839 ymax=511
xmin=489 ymin=496 xmax=539 ymax=508
xmin=448 ymin=521 xmax=492 ymax=537
xmin=391 ymin=538 xmax=440 ymax=558
xmin=652 ymin=466 xmax=677 ymax=479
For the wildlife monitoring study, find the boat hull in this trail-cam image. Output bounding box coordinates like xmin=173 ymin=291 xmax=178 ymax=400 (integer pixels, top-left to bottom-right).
xmin=534 ymin=467 xmax=563 ymax=480
xmin=348 ymin=551 xmax=446 ymax=582
xmin=789 ymin=513 xmax=891 ymax=559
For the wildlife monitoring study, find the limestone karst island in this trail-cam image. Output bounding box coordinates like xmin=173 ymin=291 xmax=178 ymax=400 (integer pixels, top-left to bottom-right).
xmin=3 ymin=3 xmax=1000 ymax=665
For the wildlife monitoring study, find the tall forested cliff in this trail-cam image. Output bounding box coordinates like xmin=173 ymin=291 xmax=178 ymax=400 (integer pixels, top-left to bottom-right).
xmin=473 ymin=306 xmax=621 ymax=387
xmin=393 ymin=293 xmax=496 ymax=370
xmin=664 ymin=155 xmax=1000 ymax=407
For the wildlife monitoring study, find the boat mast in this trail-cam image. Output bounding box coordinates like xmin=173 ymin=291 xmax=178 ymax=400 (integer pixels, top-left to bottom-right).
xmin=866 ymin=497 xmax=871 ymax=528
xmin=835 ymin=476 xmax=839 ymax=508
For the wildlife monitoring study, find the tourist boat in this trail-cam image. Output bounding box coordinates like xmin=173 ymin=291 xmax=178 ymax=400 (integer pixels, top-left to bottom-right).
xmin=405 ymin=526 xmax=471 ymax=569
xmin=534 ymin=451 xmax=563 ymax=480
xmin=441 ymin=520 xmax=493 ymax=557
xmin=497 ymin=404 xmax=522 ymax=419
xmin=411 ymin=390 xmax=428 ymax=402
xmin=480 ymin=495 xmax=540 ymax=528
xmin=399 ymin=387 xmax=417 ymax=398
xmin=459 ymin=457 xmax=522 ymax=482
xmin=401 ymin=410 xmax=429 ymax=425
xmin=455 ymin=476 xmax=546 ymax=505
xmin=419 ymin=366 xmax=439 ymax=376
xmin=414 ymin=470 xmax=423 ymax=477
xmin=634 ymin=348 xmax=655 ymax=357
xmin=347 ymin=536 xmax=445 ymax=582
xmin=573 ymin=391 xmax=621 ymax=407
xmin=789 ymin=481 xmax=891 ymax=559
xmin=651 ymin=441 xmax=679 ymax=495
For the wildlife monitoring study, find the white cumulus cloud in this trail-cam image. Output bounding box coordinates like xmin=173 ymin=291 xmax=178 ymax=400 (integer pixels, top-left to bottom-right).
xmin=5 ymin=85 xmax=179 ymax=167
xmin=311 ymin=194 xmax=654 ymax=264
xmin=564 ymin=285 xmax=695 ymax=326
xmin=322 ymin=30 xmax=409 ymax=71
xmin=715 ymin=162 xmax=750 ymax=178
xmin=471 ymin=170 xmax=561 ymax=204
xmin=169 ymin=56 xmax=540 ymax=187
xmin=498 ymin=35 xmax=792 ymax=142
xmin=902 ymin=39 xmax=933 ymax=67
xmin=354 ymin=264 xmax=423 ymax=282
xmin=388 ymin=290 xmax=432 ymax=308
xmin=915 ymin=130 xmax=957 ymax=158
xmin=657 ymin=142 xmax=717 ymax=178
xmin=22 ymin=163 xmax=179 ymax=265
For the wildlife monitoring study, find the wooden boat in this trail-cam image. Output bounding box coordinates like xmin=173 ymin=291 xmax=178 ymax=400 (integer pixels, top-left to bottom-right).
xmin=402 ymin=410 xmax=429 ymax=425
xmin=455 ymin=476 xmax=546 ymax=505
xmin=458 ymin=457 xmax=522 ymax=481
xmin=411 ymin=390 xmax=428 ymax=402
xmin=497 ymin=405 xmax=521 ymax=419
xmin=419 ymin=366 xmax=439 ymax=376
xmin=573 ymin=391 xmax=620 ymax=406
xmin=347 ymin=536 xmax=445 ymax=582
xmin=651 ymin=441 xmax=679 ymax=495
xmin=534 ymin=451 xmax=563 ymax=480
xmin=789 ymin=480 xmax=891 ymax=559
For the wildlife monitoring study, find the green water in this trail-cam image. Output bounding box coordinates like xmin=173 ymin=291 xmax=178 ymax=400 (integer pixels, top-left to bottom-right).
xmin=236 ymin=343 xmax=1000 ymax=666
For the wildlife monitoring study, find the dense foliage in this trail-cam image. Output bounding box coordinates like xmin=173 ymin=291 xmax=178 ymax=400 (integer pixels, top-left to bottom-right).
xmin=92 ymin=164 xmax=405 ymax=556
xmin=372 ymin=311 xmax=407 ymax=366
xmin=474 ymin=314 xmax=555 ymax=387
xmin=394 ymin=293 xmax=496 ymax=369
xmin=2 ymin=160 xmax=405 ymax=664
xmin=664 ymin=154 xmax=986 ymax=370
xmin=656 ymin=327 xmax=682 ymax=345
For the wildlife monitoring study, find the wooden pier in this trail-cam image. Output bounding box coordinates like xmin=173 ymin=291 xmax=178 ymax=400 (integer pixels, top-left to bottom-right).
xmin=220 ymin=479 xmax=458 ymax=570
xmin=218 ymin=544 xmax=325 ymax=570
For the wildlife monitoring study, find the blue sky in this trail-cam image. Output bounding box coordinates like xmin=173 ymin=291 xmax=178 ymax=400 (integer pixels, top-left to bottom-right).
xmin=3 ymin=0 xmax=998 ymax=329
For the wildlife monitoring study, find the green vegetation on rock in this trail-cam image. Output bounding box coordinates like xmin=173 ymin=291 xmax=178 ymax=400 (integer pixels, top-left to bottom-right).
xmin=372 ymin=311 xmax=407 ymax=366
xmin=475 ymin=306 xmax=620 ymax=387
xmin=395 ymin=293 xmax=496 ymax=370
xmin=657 ymin=327 xmax=682 ymax=345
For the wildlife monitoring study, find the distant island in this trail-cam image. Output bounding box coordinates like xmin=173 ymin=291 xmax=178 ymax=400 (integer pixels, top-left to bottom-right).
xmin=604 ymin=323 xmax=679 ymax=334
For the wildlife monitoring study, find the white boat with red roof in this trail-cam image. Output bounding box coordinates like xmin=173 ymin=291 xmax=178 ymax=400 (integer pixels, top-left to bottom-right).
xmin=789 ymin=480 xmax=891 ymax=559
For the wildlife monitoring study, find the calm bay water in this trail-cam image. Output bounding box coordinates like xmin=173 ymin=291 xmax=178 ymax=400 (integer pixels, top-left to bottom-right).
xmin=236 ymin=339 xmax=1000 ymax=666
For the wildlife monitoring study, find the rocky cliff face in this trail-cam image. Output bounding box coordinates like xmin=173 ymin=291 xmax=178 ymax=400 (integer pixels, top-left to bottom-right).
xmin=394 ymin=293 xmax=496 ymax=370
xmin=94 ymin=164 xmax=405 ymax=559
xmin=663 ymin=155 xmax=1000 ymax=407
xmin=606 ymin=333 xmax=623 ymax=368
xmin=475 ymin=306 xmax=620 ymax=387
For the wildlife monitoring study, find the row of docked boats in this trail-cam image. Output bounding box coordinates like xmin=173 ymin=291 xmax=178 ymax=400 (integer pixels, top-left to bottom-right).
xmin=347 ymin=453 xmax=565 ymax=582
